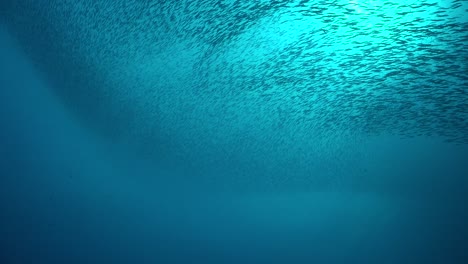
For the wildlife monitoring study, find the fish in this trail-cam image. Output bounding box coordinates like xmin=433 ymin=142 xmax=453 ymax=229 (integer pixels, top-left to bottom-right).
xmin=1 ymin=0 xmax=467 ymax=182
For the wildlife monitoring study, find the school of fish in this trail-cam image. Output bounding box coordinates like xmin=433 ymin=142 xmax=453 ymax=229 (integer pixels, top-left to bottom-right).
xmin=1 ymin=0 xmax=467 ymax=187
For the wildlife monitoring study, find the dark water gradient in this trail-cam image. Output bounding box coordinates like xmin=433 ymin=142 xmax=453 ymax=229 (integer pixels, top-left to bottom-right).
xmin=1 ymin=1 xmax=468 ymax=264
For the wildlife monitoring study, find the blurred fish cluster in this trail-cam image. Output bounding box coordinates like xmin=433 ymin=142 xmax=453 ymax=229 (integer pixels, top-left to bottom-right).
xmin=1 ymin=0 xmax=467 ymax=185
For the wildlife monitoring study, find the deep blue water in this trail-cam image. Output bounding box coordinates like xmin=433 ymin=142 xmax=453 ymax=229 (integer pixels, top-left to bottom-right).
xmin=1 ymin=1 xmax=468 ymax=263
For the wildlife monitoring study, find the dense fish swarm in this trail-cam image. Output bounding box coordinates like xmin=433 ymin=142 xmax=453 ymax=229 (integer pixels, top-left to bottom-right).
xmin=1 ymin=0 xmax=467 ymax=187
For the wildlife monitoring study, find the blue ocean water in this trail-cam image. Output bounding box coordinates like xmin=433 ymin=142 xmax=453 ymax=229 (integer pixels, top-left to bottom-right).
xmin=1 ymin=1 xmax=468 ymax=263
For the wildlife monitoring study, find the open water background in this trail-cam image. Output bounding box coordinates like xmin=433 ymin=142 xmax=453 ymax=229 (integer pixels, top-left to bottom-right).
xmin=1 ymin=1 xmax=468 ymax=263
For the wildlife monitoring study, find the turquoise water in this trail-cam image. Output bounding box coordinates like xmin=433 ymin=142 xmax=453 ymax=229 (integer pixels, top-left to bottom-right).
xmin=1 ymin=1 xmax=468 ymax=263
